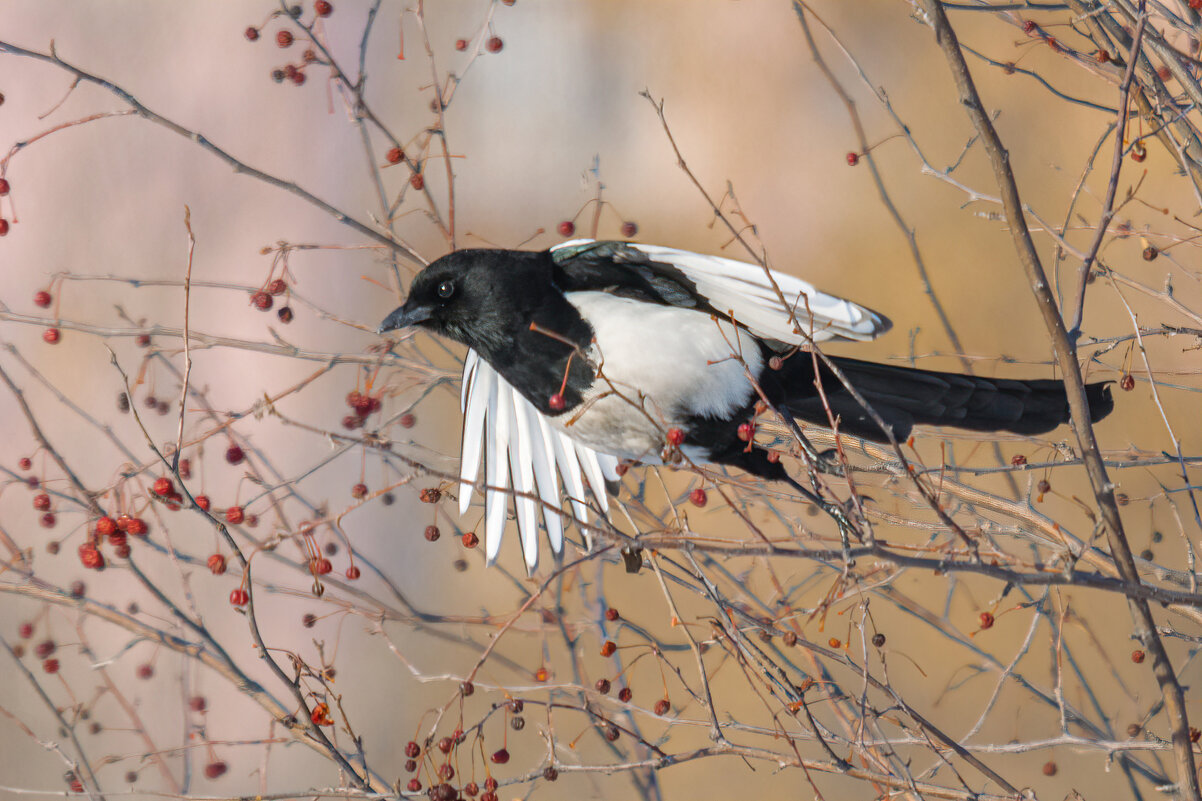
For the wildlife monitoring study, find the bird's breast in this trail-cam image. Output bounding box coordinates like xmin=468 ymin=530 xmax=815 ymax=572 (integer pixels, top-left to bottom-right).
xmin=550 ymin=291 xmax=762 ymax=461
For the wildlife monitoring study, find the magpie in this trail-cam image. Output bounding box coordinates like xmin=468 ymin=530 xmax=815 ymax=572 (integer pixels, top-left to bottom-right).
xmin=380 ymin=240 xmax=1114 ymax=569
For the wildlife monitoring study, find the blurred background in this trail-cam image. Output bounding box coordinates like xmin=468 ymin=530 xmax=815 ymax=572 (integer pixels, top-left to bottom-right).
xmin=1 ymin=1 xmax=1199 ymax=799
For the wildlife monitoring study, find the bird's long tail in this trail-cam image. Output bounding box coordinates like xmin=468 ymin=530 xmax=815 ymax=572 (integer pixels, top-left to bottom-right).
xmin=770 ymin=354 xmax=1114 ymax=443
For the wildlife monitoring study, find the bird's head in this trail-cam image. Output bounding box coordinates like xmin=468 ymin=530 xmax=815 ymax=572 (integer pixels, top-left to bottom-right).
xmin=378 ymin=249 xmax=552 ymax=355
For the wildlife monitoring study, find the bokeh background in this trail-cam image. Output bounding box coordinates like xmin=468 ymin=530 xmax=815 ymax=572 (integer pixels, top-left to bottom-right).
xmin=1 ymin=2 xmax=1199 ymax=799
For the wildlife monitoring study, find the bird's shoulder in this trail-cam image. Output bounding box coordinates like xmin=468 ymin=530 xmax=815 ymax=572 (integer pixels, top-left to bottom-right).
xmin=549 ymin=240 xmax=713 ymax=311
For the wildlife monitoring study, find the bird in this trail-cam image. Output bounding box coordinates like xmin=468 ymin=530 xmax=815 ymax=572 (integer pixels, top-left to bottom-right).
xmin=379 ymin=239 xmax=1114 ymax=569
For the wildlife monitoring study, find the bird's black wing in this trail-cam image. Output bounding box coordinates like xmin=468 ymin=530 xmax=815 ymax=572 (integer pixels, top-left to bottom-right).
xmin=549 ymin=240 xmax=890 ymax=343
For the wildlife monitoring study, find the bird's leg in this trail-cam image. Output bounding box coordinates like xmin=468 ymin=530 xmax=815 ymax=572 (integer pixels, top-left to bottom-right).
xmin=781 ymin=473 xmax=860 ymax=560
xmin=777 ymin=404 xmax=844 ymax=477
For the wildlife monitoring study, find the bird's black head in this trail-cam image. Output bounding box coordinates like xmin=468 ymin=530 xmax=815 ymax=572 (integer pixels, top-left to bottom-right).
xmin=378 ymin=249 xmax=558 ymax=358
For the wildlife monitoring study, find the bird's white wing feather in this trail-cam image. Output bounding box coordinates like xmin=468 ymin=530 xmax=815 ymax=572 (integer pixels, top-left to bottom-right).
xmin=554 ymin=240 xmax=889 ymax=344
xmin=459 ymin=349 xmax=615 ymax=570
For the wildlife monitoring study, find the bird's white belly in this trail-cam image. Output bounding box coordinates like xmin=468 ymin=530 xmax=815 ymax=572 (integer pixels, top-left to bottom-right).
xmin=551 ymin=292 xmax=762 ymax=461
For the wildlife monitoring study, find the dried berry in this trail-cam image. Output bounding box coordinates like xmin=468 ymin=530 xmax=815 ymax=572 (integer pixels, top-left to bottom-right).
xmin=846 ymin=152 xmax=860 ymax=166
xmin=245 ymin=27 xmax=260 ymax=42
xmin=34 ymin=290 xmax=51 ymax=308
xmin=276 ymin=30 xmax=294 ymax=47
xmin=621 ymin=221 xmax=638 ymax=238
xmin=486 ymin=36 xmax=503 ymax=53
xmin=208 ymin=554 xmax=227 ymax=575
xmin=689 ymin=487 xmax=707 ymax=507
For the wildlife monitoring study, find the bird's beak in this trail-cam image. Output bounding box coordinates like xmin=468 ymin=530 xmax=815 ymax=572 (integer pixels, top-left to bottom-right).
xmin=378 ymin=302 xmax=434 ymax=334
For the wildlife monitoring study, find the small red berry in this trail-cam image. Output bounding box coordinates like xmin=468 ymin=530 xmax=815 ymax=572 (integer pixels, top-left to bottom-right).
xmin=600 ymin=640 xmax=616 ymax=657
xmin=127 ymin=518 xmax=148 ymax=536
xmin=290 ymin=70 xmax=307 ymax=86
xmin=229 ymin=588 xmax=249 ymax=606
xmin=1131 ymin=141 xmax=1147 ymax=162
xmin=33 ymin=493 xmax=50 ymax=511
xmin=409 ymin=172 xmax=424 ymax=190
xmin=203 ymin=761 xmax=228 ymax=779
xmin=351 ymin=482 xmax=368 ymax=499
xmin=846 ymin=152 xmax=860 ymax=166
xmin=42 ymin=328 xmax=60 ymax=344
xmin=486 ymin=36 xmax=503 ymax=53
xmin=557 ymin=220 xmax=575 ymax=237
xmin=548 ymin=393 xmax=565 ymax=411
xmin=345 ymin=565 xmax=361 ymax=579
xmin=312 ymin=557 xmax=332 ymax=575
xmin=1011 ymin=454 xmax=1027 ymax=467
xmin=654 ymin=698 xmax=671 ymax=715
xmin=0 ymin=178 xmax=9 ymax=195
xmin=605 ymin=607 xmax=620 ymax=621
xmin=251 ymin=291 xmax=273 ymax=311
xmin=178 ymin=458 xmax=191 ymax=479
xmin=226 ymin=506 xmax=245 ymax=525
xmin=78 ymin=544 xmax=104 ymax=570
xmin=18 ymin=622 xmax=33 ymax=639
xmin=208 ymin=553 xmax=227 ymax=575
xmin=1097 ymin=48 xmax=1111 ymax=62
xmin=618 ymin=686 xmax=632 ymax=702
xmin=1132 ymin=649 xmax=1145 ymax=663
xmin=462 ymin=531 xmax=479 ymax=548
xmin=267 ymin=278 xmax=287 ymax=295
xmin=621 ymin=221 xmax=638 ymax=238
xmin=666 ymin=427 xmax=684 ymax=446
xmin=191 ymin=696 xmax=208 ymax=713
xmin=386 ymin=146 xmax=404 ymax=164
xmin=399 ymin=412 xmax=416 ymax=428
xmin=407 ymin=779 xmax=422 ymax=793
xmin=455 ymin=38 xmax=468 ymax=51
xmin=40 ymin=512 xmax=56 ymax=528
xmin=315 ymin=0 xmax=333 ymax=17
xmin=96 ymin=516 xmax=117 ymax=537
xmin=1022 ymin=19 xmax=1037 ymax=33
xmin=1120 ymin=374 xmax=1135 ymax=391
xmin=310 ymin=703 xmax=333 ymax=726
xmin=1143 ymin=245 xmax=1159 ymax=261
xmin=979 ymin=611 xmax=995 ymax=629
xmin=484 ymin=777 xmax=498 ymax=792
xmin=437 ymin=736 xmax=453 ymax=754
xmin=276 ymin=29 xmax=294 ymax=47
xmin=405 ymin=741 xmax=421 ymax=758
xmin=34 ymin=640 xmax=55 ymax=658
xmin=534 ymin=666 xmax=549 ymax=682
xmin=136 ymin=663 xmax=154 ymax=680
xmin=34 ymin=290 xmax=51 ymax=308
xmin=245 ymin=27 xmax=260 ymax=42
xmin=424 ymin=525 xmax=441 ymax=542
xmin=277 ymin=306 xmax=294 ymax=323
xmin=17 ymin=457 xmax=31 ymax=471
xmin=43 ymin=657 xmax=59 ymax=674
xmin=595 ymin=678 xmax=611 ymax=694
xmin=153 ymin=477 xmax=173 ymax=497
xmin=737 ymin=422 xmax=754 ymax=441
xmin=490 ymin=748 xmax=510 ymax=764
xmin=689 ymin=487 xmax=707 ymax=507
xmin=225 ymin=445 xmax=245 ymax=465
xmin=0 ymin=219 xmax=10 ymax=236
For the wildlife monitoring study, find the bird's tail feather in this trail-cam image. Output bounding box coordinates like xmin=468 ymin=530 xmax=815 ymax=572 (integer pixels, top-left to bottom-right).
xmin=775 ymin=354 xmax=1114 ymax=442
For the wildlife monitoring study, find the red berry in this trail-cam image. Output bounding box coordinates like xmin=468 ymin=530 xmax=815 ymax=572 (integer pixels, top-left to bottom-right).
xmin=1022 ymin=19 xmax=1037 ymax=33
xmin=33 ymin=493 xmax=50 ymax=511
xmin=548 ymin=393 xmax=565 ymax=411
xmin=178 ymin=458 xmax=191 ymax=478
xmin=0 ymin=178 xmax=9 ymax=195
xmin=462 ymin=531 xmax=479 ymax=548
xmin=245 ymin=27 xmax=260 ymax=42
xmin=605 ymin=607 xmax=619 ymax=621
xmin=35 ymin=640 xmax=55 ymax=658
xmin=251 ymin=291 xmax=273 ymax=311
xmin=438 ymin=736 xmax=453 ymax=754
xmin=407 ymin=779 xmax=422 ymax=793
xmin=136 ymin=663 xmax=154 ymax=680
xmin=600 ymin=640 xmax=616 ymax=657
xmin=43 ymin=657 xmax=59 ymax=673
xmin=1011 ymin=454 xmax=1027 ymax=467
xmin=277 ymin=306 xmax=294 ymax=323
xmin=737 ymin=422 xmax=754 ymax=442
xmin=410 ymin=173 xmax=424 ymax=190
xmin=557 ymin=220 xmax=575 ymax=237
xmin=267 ymin=278 xmax=287 ymax=295
xmin=315 ymin=0 xmax=333 ymax=16
xmin=18 ymin=623 xmax=33 ymax=639
xmin=0 ymin=219 xmax=9 ymax=236
xmin=595 ymin=678 xmax=611 ymax=694
xmin=208 ymin=553 xmax=227 ymax=575
xmin=455 ymin=38 xmax=468 ymax=51
xmin=78 ymin=544 xmax=104 ymax=570
xmin=386 ymin=146 xmax=404 ymax=164
xmin=203 ymin=761 xmax=228 ymax=779
xmin=226 ymin=506 xmax=245 ymax=525
xmin=40 ymin=512 xmax=56 ymax=528
xmin=1132 ymin=649 xmax=1146 ymax=663
xmin=620 ymin=221 xmax=638 ymax=238
xmin=490 ymin=748 xmax=510 ymax=764
xmin=1131 ymin=141 xmax=1147 ymax=162
xmin=1120 ymin=374 xmax=1135 ymax=391
xmin=276 ymin=29 xmax=294 ymax=47
xmin=42 ymin=328 xmax=60 ymax=344
xmin=34 ymin=290 xmax=51 ymax=308
xmin=424 ymin=525 xmax=441 ymax=542
xmin=345 ymin=565 xmax=361 ymax=580
xmin=225 ymin=445 xmax=245 ymax=465
xmin=846 ymin=152 xmax=860 ymax=166
xmin=127 ymin=518 xmax=148 ymax=536
xmin=193 ymin=494 xmax=211 ymax=512
xmin=666 ymin=427 xmax=684 ymax=446
xmin=486 ymin=36 xmax=503 ymax=53
xmin=484 ymin=777 xmax=498 ymax=791
xmin=654 ymin=698 xmax=670 ymax=715
xmin=96 ymin=516 xmax=117 ymax=537
xmin=229 ymin=588 xmax=249 ymax=606
xmin=618 ymin=687 xmax=632 ymax=702
xmin=153 ymin=477 xmax=173 ymax=497
xmin=17 ymin=457 xmax=31 ymax=471
xmin=979 ymin=611 xmax=995 ymax=629
xmin=290 ymin=70 xmax=307 ymax=86
xmin=405 ymin=741 xmax=421 ymax=758
xmin=351 ymin=482 xmax=368 ymax=499
xmin=312 ymin=557 xmax=332 ymax=575
xmin=399 ymin=412 xmax=416 ymax=428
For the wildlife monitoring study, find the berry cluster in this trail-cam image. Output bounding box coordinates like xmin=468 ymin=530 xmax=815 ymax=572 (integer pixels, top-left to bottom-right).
xmin=342 ymin=389 xmax=383 ymax=430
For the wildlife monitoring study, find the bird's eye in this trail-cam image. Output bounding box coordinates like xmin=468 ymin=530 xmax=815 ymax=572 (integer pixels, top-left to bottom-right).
xmin=436 ymin=280 xmax=455 ymax=299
